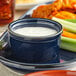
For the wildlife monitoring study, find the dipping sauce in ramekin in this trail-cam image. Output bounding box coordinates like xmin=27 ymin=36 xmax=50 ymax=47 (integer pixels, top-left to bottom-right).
xmin=14 ymin=27 xmax=57 ymax=38
xmin=8 ymin=18 xmax=62 ymax=63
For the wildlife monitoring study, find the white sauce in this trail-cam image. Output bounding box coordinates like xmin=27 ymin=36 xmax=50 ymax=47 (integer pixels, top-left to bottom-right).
xmin=14 ymin=27 xmax=57 ymax=37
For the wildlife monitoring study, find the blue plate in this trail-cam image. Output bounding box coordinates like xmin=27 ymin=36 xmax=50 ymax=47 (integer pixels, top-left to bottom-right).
xmin=0 ymin=2 xmax=76 ymax=72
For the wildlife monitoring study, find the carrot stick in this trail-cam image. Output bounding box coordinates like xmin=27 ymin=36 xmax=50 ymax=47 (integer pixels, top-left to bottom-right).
xmin=62 ymin=30 xmax=76 ymax=39
xmin=63 ymin=28 xmax=67 ymax=31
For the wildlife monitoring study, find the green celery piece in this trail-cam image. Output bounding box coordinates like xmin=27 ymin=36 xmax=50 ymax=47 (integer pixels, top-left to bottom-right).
xmin=60 ymin=19 xmax=76 ymax=52
xmin=52 ymin=17 xmax=76 ymax=27
xmin=52 ymin=17 xmax=76 ymax=33
xmin=61 ymin=37 xmax=76 ymax=52
xmin=65 ymin=19 xmax=76 ymax=23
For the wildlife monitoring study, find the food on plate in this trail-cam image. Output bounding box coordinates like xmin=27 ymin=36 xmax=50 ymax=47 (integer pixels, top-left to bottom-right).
xmin=65 ymin=19 xmax=76 ymax=23
xmin=62 ymin=30 xmax=76 ymax=39
xmin=24 ymin=70 xmax=76 ymax=76
xmin=61 ymin=36 xmax=76 ymax=52
xmin=52 ymin=17 xmax=76 ymax=51
xmin=32 ymin=0 xmax=76 ymax=52
xmin=32 ymin=0 xmax=76 ymax=19
xmin=54 ymin=11 xmax=76 ymax=19
xmin=52 ymin=17 xmax=76 ymax=33
xmin=32 ymin=4 xmax=53 ymax=19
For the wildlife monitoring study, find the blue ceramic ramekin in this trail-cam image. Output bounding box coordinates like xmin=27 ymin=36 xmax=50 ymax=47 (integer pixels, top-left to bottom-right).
xmin=7 ymin=18 xmax=62 ymax=64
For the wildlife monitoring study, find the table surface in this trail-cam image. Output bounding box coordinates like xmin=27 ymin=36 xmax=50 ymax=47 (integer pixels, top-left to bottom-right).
xmin=0 ymin=10 xmax=76 ymax=76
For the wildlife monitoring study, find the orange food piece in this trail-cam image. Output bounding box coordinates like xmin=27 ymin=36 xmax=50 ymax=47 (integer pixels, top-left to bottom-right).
xmin=54 ymin=11 xmax=76 ymax=19
xmin=32 ymin=0 xmax=76 ymax=19
xmin=63 ymin=28 xmax=67 ymax=31
xmin=70 ymin=0 xmax=76 ymax=9
xmin=62 ymin=30 xmax=76 ymax=39
xmin=32 ymin=4 xmax=53 ymax=19
xmin=24 ymin=70 xmax=76 ymax=76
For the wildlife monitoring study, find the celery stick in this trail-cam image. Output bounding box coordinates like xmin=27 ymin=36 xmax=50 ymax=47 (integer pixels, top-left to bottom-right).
xmin=60 ymin=23 xmax=76 ymax=33
xmin=52 ymin=17 xmax=76 ymax=27
xmin=60 ymin=36 xmax=76 ymax=52
xmin=65 ymin=19 xmax=76 ymax=23
xmin=52 ymin=17 xmax=76 ymax=33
